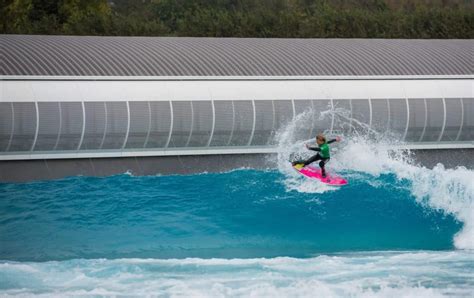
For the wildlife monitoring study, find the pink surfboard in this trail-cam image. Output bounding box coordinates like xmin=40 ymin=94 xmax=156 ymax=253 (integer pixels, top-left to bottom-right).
xmin=292 ymin=164 xmax=348 ymax=186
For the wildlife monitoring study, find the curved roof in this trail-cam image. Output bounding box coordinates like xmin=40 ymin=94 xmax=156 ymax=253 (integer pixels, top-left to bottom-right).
xmin=1 ymin=35 xmax=472 ymax=77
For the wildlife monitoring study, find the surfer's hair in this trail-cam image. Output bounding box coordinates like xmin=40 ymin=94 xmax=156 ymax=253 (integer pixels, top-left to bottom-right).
xmin=316 ymin=134 xmax=326 ymax=143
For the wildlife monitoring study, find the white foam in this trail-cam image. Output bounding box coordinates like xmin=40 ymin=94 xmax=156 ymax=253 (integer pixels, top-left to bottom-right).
xmin=274 ymin=108 xmax=474 ymax=249
xmin=1 ymin=251 xmax=472 ymax=297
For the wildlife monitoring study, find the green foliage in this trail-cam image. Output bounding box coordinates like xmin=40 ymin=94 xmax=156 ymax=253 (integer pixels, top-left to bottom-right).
xmin=1 ymin=0 xmax=472 ymax=38
xmin=1 ymin=0 xmax=34 ymax=34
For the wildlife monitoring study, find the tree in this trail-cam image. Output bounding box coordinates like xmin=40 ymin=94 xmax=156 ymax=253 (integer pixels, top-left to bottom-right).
xmin=1 ymin=0 xmax=33 ymax=33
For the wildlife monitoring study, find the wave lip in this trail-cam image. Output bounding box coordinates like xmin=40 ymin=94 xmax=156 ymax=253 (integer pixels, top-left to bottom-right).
xmin=1 ymin=251 xmax=473 ymax=297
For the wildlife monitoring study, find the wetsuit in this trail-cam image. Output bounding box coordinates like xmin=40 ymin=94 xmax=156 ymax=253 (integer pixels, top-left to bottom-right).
xmin=293 ymin=139 xmax=337 ymax=177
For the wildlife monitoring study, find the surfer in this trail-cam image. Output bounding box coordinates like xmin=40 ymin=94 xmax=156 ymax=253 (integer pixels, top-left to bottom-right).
xmin=292 ymin=134 xmax=341 ymax=178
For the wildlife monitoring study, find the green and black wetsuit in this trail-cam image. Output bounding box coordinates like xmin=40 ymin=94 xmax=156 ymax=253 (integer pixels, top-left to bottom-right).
xmin=294 ymin=139 xmax=337 ymax=177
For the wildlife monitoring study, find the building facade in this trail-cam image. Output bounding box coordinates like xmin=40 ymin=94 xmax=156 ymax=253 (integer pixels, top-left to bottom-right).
xmin=1 ymin=35 xmax=472 ymax=180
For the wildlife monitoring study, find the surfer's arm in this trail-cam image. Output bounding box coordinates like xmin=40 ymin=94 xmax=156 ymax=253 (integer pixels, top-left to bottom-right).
xmin=327 ymin=136 xmax=341 ymax=144
xmin=305 ymin=144 xmax=320 ymax=151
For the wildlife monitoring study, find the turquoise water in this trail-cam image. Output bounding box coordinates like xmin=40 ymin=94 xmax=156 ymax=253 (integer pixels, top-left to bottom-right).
xmin=1 ymin=167 xmax=473 ymax=296
xmin=0 ymin=170 xmax=463 ymax=261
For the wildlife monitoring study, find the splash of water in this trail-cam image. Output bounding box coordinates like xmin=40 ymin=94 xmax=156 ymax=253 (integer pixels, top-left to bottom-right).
xmin=274 ymin=106 xmax=474 ymax=249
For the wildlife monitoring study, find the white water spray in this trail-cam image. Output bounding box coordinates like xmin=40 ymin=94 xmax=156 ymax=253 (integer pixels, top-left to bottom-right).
xmin=274 ymin=107 xmax=474 ymax=249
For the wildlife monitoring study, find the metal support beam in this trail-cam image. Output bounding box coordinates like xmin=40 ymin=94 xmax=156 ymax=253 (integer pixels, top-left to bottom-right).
xmin=185 ymin=101 xmax=194 ymax=147
xmin=247 ymin=99 xmax=257 ymax=146
xmin=143 ymin=101 xmax=152 ymax=148
xmin=6 ymin=102 xmax=14 ymax=152
xmin=122 ymin=101 xmax=131 ymax=149
xmin=165 ymin=101 xmax=173 ymax=148
xmin=455 ymin=98 xmax=464 ymax=142
xmin=207 ymin=100 xmax=216 ymax=147
xmin=77 ymin=101 xmax=86 ymax=150
xmin=30 ymin=101 xmax=39 ymax=151
xmin=437 ymin=98 xmax=447 ymax=142
xmin=402 ymin=97 xmax=410 ymax=141
xmin=418 ymin=98 xmax=428 ymax=142
xmin=226 ymin=101 xmax=236 ymax=146
xmin=99 ymin=102 xmax=107 ymax=149
xmin=53 ymin=102 xmax=62 ymax=150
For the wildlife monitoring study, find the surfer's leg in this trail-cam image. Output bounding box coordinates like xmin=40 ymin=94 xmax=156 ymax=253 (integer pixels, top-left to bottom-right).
xmin=292 ymin=155 xmax=318 ymax=166
xmin=302 ymin=154 xmax=322 ymax=166
xmin=319 ymin=158 xmax=329 ymax=177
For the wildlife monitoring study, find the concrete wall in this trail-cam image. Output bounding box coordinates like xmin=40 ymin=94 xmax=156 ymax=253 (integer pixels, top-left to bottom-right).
xmin=0 ymin=149 xmax=472 ymax=182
